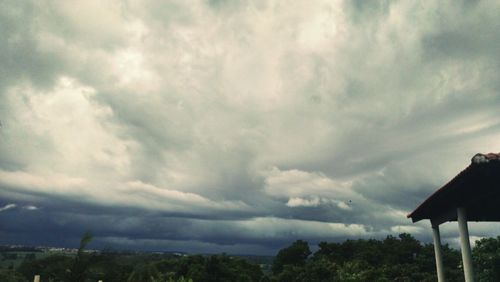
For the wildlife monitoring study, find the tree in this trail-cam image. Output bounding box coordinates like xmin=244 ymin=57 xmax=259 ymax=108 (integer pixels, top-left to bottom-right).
xmin=473 ymin=236 xmax=500 ymax=282
xmin=272 ymin=240 xmax=311 ymax=274
xmin=297 ymin=257 xmax=337 ymax=282
xmin=127 ymin=263 xmax=161 ymax=282
xmin=336 ymin=260 xmax=377 ymax=282
xmin=18 ymin=255 xmax=73 ymax=281
xmin=0 ymin=269 xmax=25 ymax=282
xmin=277 ymin=234 xmax=464 ymax=281
xmin=68 ymin=231 xmax=94 ymax=282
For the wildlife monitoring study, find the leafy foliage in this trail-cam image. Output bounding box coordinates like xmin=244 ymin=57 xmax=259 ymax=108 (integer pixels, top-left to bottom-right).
xmin=272 ymin=233 xmax=466 ymax=282
xmin=4 ymin=233 xmax=500 ymax=281
xmin=0 ymin=269 xmax=25 ymax=282
xmin=68 ymin=231 xmax=94 ymax=282
xmin=473 ymin=236 xmax=500 ymax=282
xmin=17 ymin=255 xmax=73 ymax=281
xmin=272 ymin=240 xmax=311 ymax=274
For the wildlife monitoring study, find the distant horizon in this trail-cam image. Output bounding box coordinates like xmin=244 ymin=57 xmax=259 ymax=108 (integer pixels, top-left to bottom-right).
xmin=1 ymin=0 xmax=500 ymax=255
xmin=1 ymin=227 xmax=494 ymax=256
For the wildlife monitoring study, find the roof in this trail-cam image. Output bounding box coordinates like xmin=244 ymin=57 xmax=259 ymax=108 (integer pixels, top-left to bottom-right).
xmin=408 ymin=153 xmax=500 ymax=225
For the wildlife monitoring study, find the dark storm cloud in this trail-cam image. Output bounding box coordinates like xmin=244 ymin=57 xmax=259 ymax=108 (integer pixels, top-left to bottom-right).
xmin=422 ymin=4 xmax=500 ymax=61
xmin=1 ymin=0 xmax=500 ymax=254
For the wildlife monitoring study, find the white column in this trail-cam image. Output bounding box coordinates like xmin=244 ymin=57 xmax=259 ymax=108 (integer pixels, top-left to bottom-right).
xmin=457 ymin=207 xmax=474 ymax=282
xmin=33 ymin=275 xmax=40 ymax=282
xmin=432 ymin=224 xmax=446 ymax=282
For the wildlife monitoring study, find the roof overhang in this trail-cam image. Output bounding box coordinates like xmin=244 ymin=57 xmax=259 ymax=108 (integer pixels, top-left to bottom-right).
xmin=408 ymin=153 xmax=500 ymax=225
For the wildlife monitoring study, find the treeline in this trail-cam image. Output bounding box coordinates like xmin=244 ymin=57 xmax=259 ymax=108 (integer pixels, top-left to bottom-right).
xmin=272 ymin=234 xmax=458 ymax=282
xmin=1 ymin=233 xmax=500 ymax=281
xmin=272 ymin=233 xmax=500 ymax=281
xmin=5 ymin=253 xmax=262 ymax=282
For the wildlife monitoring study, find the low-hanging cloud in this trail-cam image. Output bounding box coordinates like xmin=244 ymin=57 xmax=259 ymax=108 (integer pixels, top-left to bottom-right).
xmin=0 ymin=203 xmax=16 ymax=212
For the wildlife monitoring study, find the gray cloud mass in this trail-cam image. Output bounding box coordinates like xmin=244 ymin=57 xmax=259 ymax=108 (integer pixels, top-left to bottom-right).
xmin=1 ymin=0 xmax=500 ymax=254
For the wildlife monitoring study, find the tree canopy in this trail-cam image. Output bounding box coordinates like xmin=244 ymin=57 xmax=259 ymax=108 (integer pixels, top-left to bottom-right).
xmin=3 ymin=233 xmax=500 ymax=281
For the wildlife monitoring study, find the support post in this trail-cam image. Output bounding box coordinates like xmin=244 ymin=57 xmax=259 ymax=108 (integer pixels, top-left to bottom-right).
xmin=33 ymin=275 xmax=40 ymax=282
xmin=432 ymin=223 xmax=446 ymax=282
xmin=457 ymin=207 xmax=474 ymax=282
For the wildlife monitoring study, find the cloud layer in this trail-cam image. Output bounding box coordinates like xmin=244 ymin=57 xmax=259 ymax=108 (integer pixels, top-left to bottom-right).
xmin=1 ymin=0 xmax=500 ymax=254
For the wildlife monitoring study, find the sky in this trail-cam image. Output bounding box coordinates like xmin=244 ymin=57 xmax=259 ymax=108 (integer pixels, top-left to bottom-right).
xmin=1 ymin=0 xmax=500 ymax=255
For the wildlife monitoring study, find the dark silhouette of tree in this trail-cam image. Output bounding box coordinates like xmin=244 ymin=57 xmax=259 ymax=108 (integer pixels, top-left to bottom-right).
xmin=10 ymin=233 xmax=500 ymax=282
xmin=272 ymin=234 xmax=464 ymax=281
xmin=272 ymin=239 xmax=311 ymax=274
xmin=0 ymin=269 xmax=25 ymax=282
xmin=18 ymin=255 xmax=72 ymax=281
xmin=127 ymin=263 xmax=161 ymax=282
xmin=473 ymin=236 xmax=500 ymax=281
xmin=68 ymin=231 xmax=93 ymax=282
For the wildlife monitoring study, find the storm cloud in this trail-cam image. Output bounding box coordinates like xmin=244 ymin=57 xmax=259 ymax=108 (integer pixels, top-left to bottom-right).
xmin=1 ymin=0 xmax=500 ymax=254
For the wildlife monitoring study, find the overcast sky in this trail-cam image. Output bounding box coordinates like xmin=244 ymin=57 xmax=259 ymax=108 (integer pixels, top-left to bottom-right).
xmin=1 ymin=0 xmax=500 ymax=255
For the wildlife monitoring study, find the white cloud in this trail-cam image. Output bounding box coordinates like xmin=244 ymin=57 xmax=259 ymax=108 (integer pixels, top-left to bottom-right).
xmin=390 ymin=225 xmax=424 ymax=235
xmin=0 ymin=204 xmax=16 ymax=212
xmin=234 ymin=217 xmax=370 ymax=239
xmin=0 ymin=170 xmax=86 ymax=194
xmin=183 ymin=216 xmax=371 ymax=241
xmin=286 ymin=197 xmax=321 ymax=207
xmin=263 ymin=167 xmax=363 ymax=211
xmin=337 ymin=201 xmax=352 ymax=211
xmin=286 ymin=196 xmax=353 ymax=210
